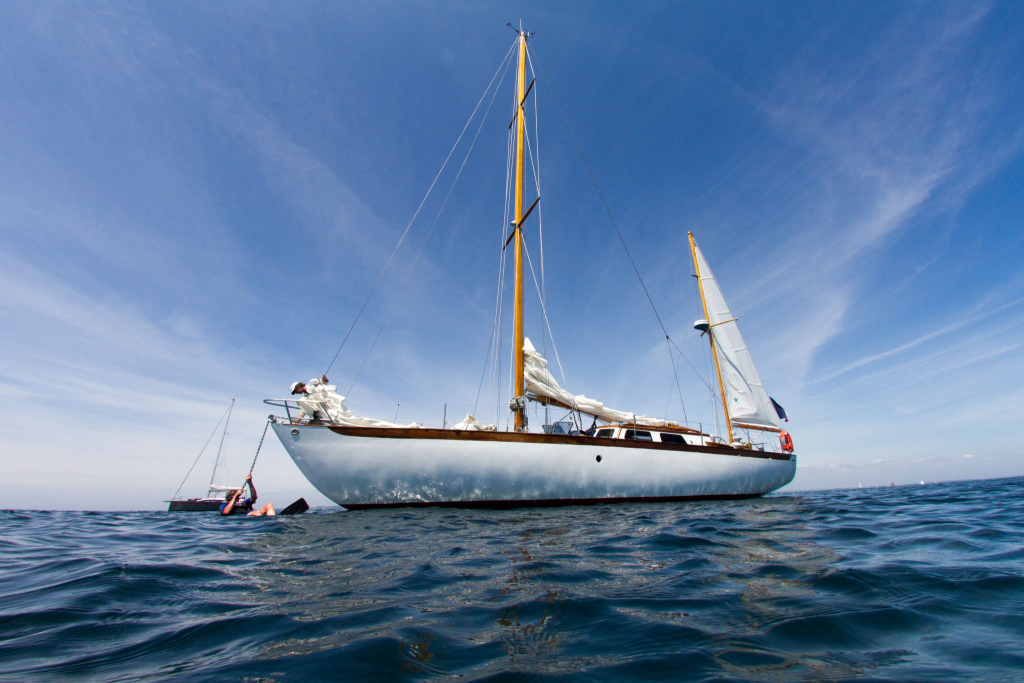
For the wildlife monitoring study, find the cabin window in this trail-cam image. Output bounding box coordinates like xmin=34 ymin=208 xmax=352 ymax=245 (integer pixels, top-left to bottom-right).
xmin=544 ymin=421 xmax=574 ymax=435
xmin=659 ymin=433 xmax=686 ymax=444
xmin=624 ymin=429 xmax=653 ymax=441
xmin=596 ymin=429 xmax=615 ymax=438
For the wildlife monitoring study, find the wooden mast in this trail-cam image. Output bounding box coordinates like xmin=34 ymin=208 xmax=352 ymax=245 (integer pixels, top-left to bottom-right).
xmin=688 ymin=233 xmax=733 ymax=444
xmin=512 ymin=30 xmax=528 ymax=431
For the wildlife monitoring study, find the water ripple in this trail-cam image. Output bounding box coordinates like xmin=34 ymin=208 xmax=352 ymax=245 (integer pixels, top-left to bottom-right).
xmin=1 ymin=477 xmax=1023 ymax=680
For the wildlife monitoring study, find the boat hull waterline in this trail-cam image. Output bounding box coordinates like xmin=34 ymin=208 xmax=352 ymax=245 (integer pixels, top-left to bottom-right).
xmin=272 ymin=423 xmax=796 ymax=509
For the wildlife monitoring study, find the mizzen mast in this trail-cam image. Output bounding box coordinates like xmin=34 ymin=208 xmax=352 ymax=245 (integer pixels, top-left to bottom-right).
xmin=689 ymin=233 xmax=733 ymax=444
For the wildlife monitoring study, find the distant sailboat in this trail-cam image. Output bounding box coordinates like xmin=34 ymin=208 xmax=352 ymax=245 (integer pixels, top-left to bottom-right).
xmin=168 ymin=399 xmax=253 ymax=513
xmin=264 ymin=28 xmax=797 ymax=509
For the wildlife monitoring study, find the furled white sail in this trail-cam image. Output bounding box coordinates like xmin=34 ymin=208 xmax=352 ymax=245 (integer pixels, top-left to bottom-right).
xmin=452 ymin=414 xmax=497 ymax=431
xmin=523 ymin=338 xmax=678 ymax=428
xmin=692 ymin=242 xmax=781 ymax=431
xmin=298 ymin=382 xmax=420 ymax=429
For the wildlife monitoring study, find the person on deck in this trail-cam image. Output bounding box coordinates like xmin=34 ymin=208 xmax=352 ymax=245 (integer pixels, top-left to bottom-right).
xmin=290 ymin=375 xmax=331 ymax=398
xmin=217 ymin=475 xmax=266 ymax=516
xmin=290 ymin=375 xmax=349 ymax=424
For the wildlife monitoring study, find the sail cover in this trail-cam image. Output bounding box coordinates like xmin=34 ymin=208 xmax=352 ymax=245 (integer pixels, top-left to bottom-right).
xmin=523 ymin=338 xmax=678 ymax=428
xmin=693 ymin=242 xmax=782 ymax=431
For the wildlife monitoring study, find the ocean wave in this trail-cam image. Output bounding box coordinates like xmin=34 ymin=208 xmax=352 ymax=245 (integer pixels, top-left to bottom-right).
xmin=1 ymin=476 xmax=1023 ymax=680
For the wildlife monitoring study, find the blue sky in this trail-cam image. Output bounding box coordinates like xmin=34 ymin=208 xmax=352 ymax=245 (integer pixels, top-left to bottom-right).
xmin=1 ymin=2 xmax=1022 ymax=509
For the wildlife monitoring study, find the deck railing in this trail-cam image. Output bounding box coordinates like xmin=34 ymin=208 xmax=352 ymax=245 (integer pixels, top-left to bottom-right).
xmin=263 ymin=398 xmax=307 ymax=424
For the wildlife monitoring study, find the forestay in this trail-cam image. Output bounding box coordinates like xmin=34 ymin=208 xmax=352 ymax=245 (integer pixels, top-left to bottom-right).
xmin=692 ymin=243 xmax=781 ymax=431
xmin=523 ymin=338 xmax=678 ymax=428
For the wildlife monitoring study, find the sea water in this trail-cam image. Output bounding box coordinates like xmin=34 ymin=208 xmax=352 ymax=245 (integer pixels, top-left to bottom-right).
xmin=1 ymin=477 xmax=1022 ymax=681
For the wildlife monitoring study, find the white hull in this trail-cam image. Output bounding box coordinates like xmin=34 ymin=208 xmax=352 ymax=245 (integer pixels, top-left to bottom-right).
xmin=273 ymin=423 xmax=796 ymax=509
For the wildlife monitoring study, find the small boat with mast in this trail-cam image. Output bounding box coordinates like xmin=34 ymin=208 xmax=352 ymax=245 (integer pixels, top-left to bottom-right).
xmin=168 ymin=399 xmax=254 ymax=513
xmin=264 ymin=27 xmax=796 ymax=509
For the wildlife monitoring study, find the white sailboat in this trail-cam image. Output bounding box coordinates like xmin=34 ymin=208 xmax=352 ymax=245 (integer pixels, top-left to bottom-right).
xmin=265 ymin=29 xmax=796 ymax=509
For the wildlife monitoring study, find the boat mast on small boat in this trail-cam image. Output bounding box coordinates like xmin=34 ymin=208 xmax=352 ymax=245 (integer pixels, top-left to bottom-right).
xmin=168 ymin=399 xmax=253 ymax=513
xmin=264 ymin=28 xmax=797 ymax=509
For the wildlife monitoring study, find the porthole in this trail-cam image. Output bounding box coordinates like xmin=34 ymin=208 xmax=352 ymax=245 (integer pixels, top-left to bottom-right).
xmin=291 ymin=428 xmax=300 ymax=436
xmin=596 ymin=455 xmax=602 ymax=463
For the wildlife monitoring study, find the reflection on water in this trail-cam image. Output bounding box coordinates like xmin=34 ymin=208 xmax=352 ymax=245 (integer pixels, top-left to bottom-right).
xmin=2 ymin=477 xmax=1023 ymax=680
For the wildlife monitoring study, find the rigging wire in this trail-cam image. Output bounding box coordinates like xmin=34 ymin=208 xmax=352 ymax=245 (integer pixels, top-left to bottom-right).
xmin=170 ymin=401 xmax=233 ymax=501
xmin=697 ymin=321 xmax=722 ymax=437
xmin=473 ymin=245 xmax=508 ymax=417
xmin=346 ymin=46 xmax=513 ymax=399
xmin=525 ymin=46 xmax=548 ymax=429
xmin=689 ymin=268 xmax=724 ymax=434
xmin=663 ymin=372 xmax=675 ymax=420
xmin=476 ymin=125 xmax=513 ymax=421
xmin=323 ymin=38 xmax=519 ymax=377
xmin=493 ymin=76 xmax=520 ymax=423
xmin=492 ymin=63 xmax=524 ymax=427
xmin=665 ymin=338 xmax=689 ymax=424
xmin=667 ymin=335 xmax=718 ymax=396
xmin=208 ymin=399 xmax=234 ymax=487
xmin=491 ymin=240 xmax=509 ymax=426
xmin=476 ymin=72 xmax=519 ymax=424
xmin=532 ymin=46 xmax=733 ymax=431
xmin=530 ymin=48 xmax=670 ymax=339
xmin=523 ymin=240 xmax=569 ymax=389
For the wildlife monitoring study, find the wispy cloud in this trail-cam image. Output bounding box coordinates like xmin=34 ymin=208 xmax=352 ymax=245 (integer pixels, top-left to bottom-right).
xmin=1 ymin=3 xmax=1022 ymax=506
xmin=690 ymin=3 xmax=1023 ymax=396
xmin=815 ymin=295 xmax=1024 ymax=383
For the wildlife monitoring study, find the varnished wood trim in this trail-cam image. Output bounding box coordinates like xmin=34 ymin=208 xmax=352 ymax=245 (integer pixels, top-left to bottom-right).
xmin=340 ymin=492 xmax=763 ymax=510
xmin=316 ymin=425 xmax=794 ymax=461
